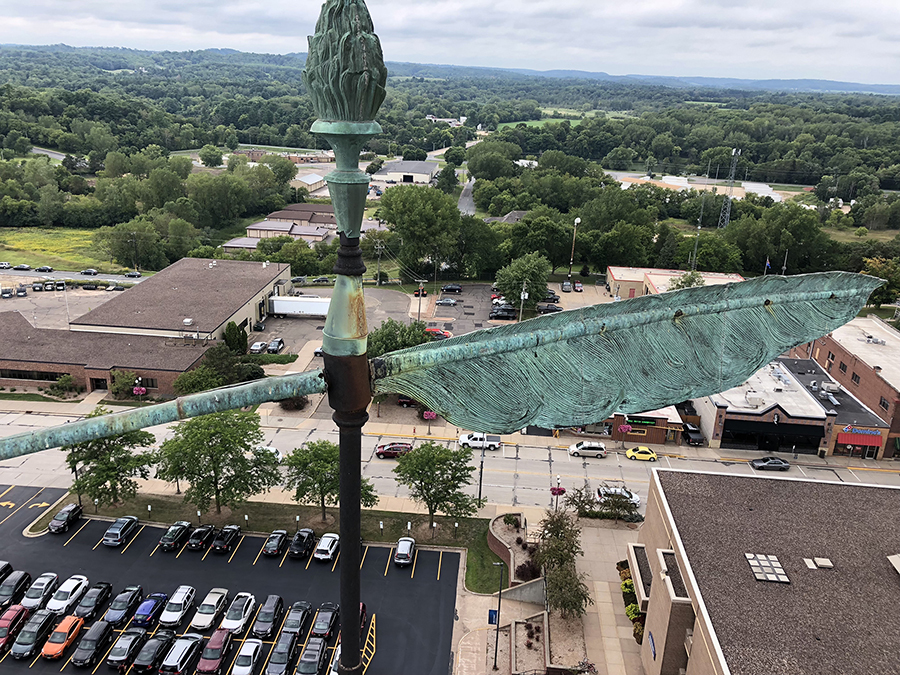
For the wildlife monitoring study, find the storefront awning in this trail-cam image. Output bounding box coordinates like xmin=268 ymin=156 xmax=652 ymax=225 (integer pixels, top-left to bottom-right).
xmin=837 ymin=432 xmax=882 ymax=447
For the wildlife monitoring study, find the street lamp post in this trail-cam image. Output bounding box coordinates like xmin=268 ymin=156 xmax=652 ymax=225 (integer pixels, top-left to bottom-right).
xmin=492 ymin=561 xmax=504 ymax=671
xmin=567 ymin=217 xmax=581 ymax=280
xmin=555 ymin=474 xmax=561 ymax=510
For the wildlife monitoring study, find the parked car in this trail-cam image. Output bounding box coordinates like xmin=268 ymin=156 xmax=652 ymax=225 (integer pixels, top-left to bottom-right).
xmin=682 ymin=423 xmax=705 ymax=446
xmin=544 ymin=292 xmax=560 ymax=303
xmin=102 ymin=515 xmax=139 ymax=547
xmin=232 ymin=639 xmax=263 ymax=675
xmin=46 ymin=575 xmax=89 ymax=615
xmin=187 ymin=524 xmax=217 ymax=551
xmin=561 ymin=281 xmax=572 ymax=292
xmin=393 ymin=537 xmax=416 ymax=567
xmin=330 ymin=644 xmax=341 ymax=674
xmin=158 ymin=633 xmax=203 ymax=675
xmin=0 ymin=562 xmax=11 ymax=585
xmin=159 ymin=521 xmax=193 ymax=552
xmin=435 ymin=297 xmax=457 ymax=306
xmin=491 ymin=296 xmax=508 ymax=305
xmin=71 ymin=620 xmax=114 ymax=667
xmin=132 ymin=593 xmax=169 ymax=628
xmin=35 ymin=266 xmax=53 ymax=273
xmin=262 ymin=530 xmax=288 ymax=557
xmin=159 ymin=585 xmax=195 ymax=628
xmin=43 ymin=281 xmax=54 ymax=291
xmin=41 ymin=614 xmax=83 ymax=660
xmin=310 ymin=603 xmax=339 ymax=640
xmin=73 ymin=581 xmax=112 ymax=621
xmin=0 ymin=604 xmax=29 ymax=654
xmin=281 ymin=601 xmax=311 ymax=636
xmin=313 ymin=346 xmax=324 ymax=357
xmin=0 ymin=571 xmax=32 ymax=611
xmin=314 ymin=533 xmax=340 ymax=562
xmin=413 ymin=288 xmax=427 ymax=296
xmin=296 ymin=637 xmax=328 ymax=675
xmin=288 ymin=529 xmax=316 ymax=559
xmin=425 ymin=328 xmax=452 ymax=340
xmin=190 ymin=588 xmax=229 ymax=632
xmin=106 ymin=627 xmax=148 ymax=670
xmin=536 ymin=304 xmax=564 ymax=314
xmin=54 ymin=280 xmax=66 ymax=291
xmin=80 ymin=269 xmax=98 ymax=276
xmin=13 ymin=264 xmax=30 ymax=271
xmin=249 ymin=341 xmax=268 ymax=354
xmin=375 ymin=442 xmax=412 ymax=459
xmin=440 ymin=284 xmax=462 ymax=293
xmin=264 ymin=631 xmax=297 ymax=675
xmin=749 ymin=456 xmax=791 ymax=471
xmin=11 ymin=609 xmax=56 ymax=659
xmin=220 ymin=593 xmax=256 ymax=634
xmin=567 ymin=441 xmax=607 ymax=458
xmin=267 ymin=338 xmax=285 ymax=353
xmin=489 ymin=309 xmax=516 ymax=320
xmin=574 ymin=280 xmax=583 ymax=292
xmin=625 ymin=446 xmax=658 ymax=462
xmin=0 ymin=288 xmax=12 ymax=299
xmin=313 ymin=277 xmax=330 ymax=284
xmin=48 ymin=503 xmax=82 ymax=534
xmin=212 ymin=525 xmax=241 ymax=553
xmin=15 ymin=286 xmax=26 ymax=297
xmin=103 ymin=585 xmax=143 ymax=627
xmin=31 ymin=283 xmax=43 ymax=292
xmin=124 ymin=271 xmax=142 ymax=278
xmin=131 ymin=629 xmax=177 ymax=675
xmin=0 ymin=262 xmax=9 ymax=269
xmin=197 ymin=628 xmax=233 ymax=675
xmin=21 ymin=573 xmax=59 ymax=611
xmin=397 ymin=396 xmax=417 ymax=408
xmin=597 ymin=485 xmax=641 ymax=508
xmin=256 ymin=445 xmax=283 ymax=463
xmin=250 ymin=595 xmax=284 ymax=640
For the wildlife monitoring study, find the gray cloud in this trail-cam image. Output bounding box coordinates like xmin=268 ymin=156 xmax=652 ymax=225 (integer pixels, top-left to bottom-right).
xmin=0 ymin=0 xmax=897 ymax=84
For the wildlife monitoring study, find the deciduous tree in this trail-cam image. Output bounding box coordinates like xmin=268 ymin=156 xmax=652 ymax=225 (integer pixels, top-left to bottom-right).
xmin=367 ymin=318 xmax=431 ymax=359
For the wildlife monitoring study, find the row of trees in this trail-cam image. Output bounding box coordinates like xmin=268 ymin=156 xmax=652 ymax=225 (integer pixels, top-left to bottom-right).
xmin=66 ymin=408 xmax=481 ymax=526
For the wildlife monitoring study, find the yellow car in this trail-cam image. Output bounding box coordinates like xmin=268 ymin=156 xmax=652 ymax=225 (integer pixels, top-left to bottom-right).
xmin=625 ymin=446 xmax=658 ymax=462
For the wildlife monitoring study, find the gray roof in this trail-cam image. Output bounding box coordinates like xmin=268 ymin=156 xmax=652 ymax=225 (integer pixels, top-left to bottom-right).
xmin=70 ymin=258 xmax=288 ymax=333
xmin=222 ymin=237 xmax=259 ymax=250
xmin=658 ymin=470 xmax=900 ymax=675
xmin=280 ymin=203 xmax=334 ymax=213
xmin=485 ymin=210 xmax=528 ymax=224
xmin=0 ymin=311 xmax=207 ymax=371
xmin=375 ymin=161 xmax=439 ymax=176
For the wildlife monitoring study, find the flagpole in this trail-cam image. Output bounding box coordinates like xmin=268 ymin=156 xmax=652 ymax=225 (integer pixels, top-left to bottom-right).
xmin=782 ymin=250 xmax=788 ymax=276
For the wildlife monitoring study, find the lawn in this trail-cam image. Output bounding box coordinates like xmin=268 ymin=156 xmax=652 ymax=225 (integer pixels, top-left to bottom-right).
xmin=0 ymin=228 xmax=115 ymax=271
xmin=858 ymin=306 xmax=898 ymax=319
xmin=498 ymin=118 xmax=578 ymax=130
xmin=0 ymin=391 xmax=64 ymax=402
xmin=824 ymin=227 xmax=900 ymax=243
xmin=36 ymin=492 xmax=506 ymax=593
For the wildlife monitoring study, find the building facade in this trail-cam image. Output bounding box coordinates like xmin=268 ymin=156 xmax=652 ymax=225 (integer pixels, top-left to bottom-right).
xmin=605 ymin=267 xmax=745 ymax=300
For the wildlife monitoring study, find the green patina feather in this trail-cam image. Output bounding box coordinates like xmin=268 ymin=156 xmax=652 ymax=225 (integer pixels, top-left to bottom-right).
xmin=371 ymin=272 xmax=883 ymax=434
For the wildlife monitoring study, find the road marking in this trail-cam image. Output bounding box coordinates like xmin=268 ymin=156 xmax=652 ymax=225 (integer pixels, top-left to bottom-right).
xmin=0 ymin=501 xmax=14 ymax=508
xmin=410 ymin=550 xmax=419 ymax=579
xmin=120 ymin=525 xmax=145 ymax=555
xmin=90 ymin=638 xmax=118 ymax=675
xmin=437 ymin=551 xmax=443 ymax=581
xmin=60 ymin=652 xmax=75 ymax=671
xmin=0 ymin=649 xmax=9 ymax=664
xmin=299 ymin=612 xmax=317 ymax=652
xmin=359 ymin=545 xmax=368 ymax=570
xmin=384 ymin=547 xmax=394 ymax=577
xmin=30 ymin=652 xmax=42 ymax=667
xmin=228 ymin=536 xmax=245 ymax=563
xmin=797 ymin=465 xmax=809 ymax=478
xmin=92 ymin=535 xmax=106 ymax=551
xmin=0 ymin=486 xmax=44 ymax=525
xmin=64 ymin=520 xmax=91 ymax=546
xmin=252 ymin=541 xmax=267 ymax=566
xmin=279 ymin=548 xmax=290 ymax=568
xmin=330 ymin=551 xmax=340 ymax=573
xmin=175 ymin=541 xmax=190 ymax=559
xmin=149 ymin=544 xmax=159 ymax=558
xmin=257 ymin=608 xmax=288 ymax=675
xmin=0 ymin=485 xmax=15 ymax=501
xmin=29 ymin=501 xmax=50 ymax=508
xmin=305 ymin=553 xmax=314 ymax=570
xmin=202 ymin=545 xmax=213 ymax=561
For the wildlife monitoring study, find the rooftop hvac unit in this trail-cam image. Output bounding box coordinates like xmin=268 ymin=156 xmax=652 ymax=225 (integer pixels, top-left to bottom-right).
xmin=746 ymin=393 xmax=764 ymax=407
xmin=183 ymin=318 xmax=194 ymax=326
xmin=821 ymin=382 xmax=841 ymax=393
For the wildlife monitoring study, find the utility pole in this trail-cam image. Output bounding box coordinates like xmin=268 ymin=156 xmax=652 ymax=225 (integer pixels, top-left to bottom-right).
xmin=781 ymin=250 xmax=788 ymax=276
xmin=518 ymin=278 xmax=528 ymax=322
xmin=717 ymin=148 xmax=741 ymax=229
xmin=416 ymin=279 xmax=427 ymax=323
xmin=374 ymin=242 xmax=384 ymax=286
xmin=567 ymin=217 xmax=581 ymax=280
xmin=477 ymin=444 xmax=485 ymax=502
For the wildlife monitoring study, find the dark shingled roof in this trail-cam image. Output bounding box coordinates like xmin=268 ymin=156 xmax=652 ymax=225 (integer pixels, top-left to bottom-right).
xmin=657 ymin=470 xmax=900 ymax=675
xmin=0 ymin=311 xmax=207 ymax=371
xmin=70 ymin=258 xmax=288 ymax=333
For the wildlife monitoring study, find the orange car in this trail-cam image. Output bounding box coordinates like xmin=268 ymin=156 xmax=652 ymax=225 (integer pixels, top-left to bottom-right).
xmin=41 ymin=615 xmax=83 ymax=660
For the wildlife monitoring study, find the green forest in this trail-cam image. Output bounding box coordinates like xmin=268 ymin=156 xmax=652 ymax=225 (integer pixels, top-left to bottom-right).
xmin=0 ymin=44 xmax=898 ymax=294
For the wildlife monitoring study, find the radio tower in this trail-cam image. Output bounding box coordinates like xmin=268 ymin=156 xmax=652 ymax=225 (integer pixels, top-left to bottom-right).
xmin=717 ymin=148 xmax=741 ymax=229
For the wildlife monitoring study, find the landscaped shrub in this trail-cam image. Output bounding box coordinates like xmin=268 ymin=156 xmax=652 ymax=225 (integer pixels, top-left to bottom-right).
xmin=525 ymin=640 xmax=533 ymax=649
xmin=279 ymin=395 xmax=310 ymax=411
xmin=621 ymin=579 xmax=635 ymax=594
xmin=619 ymin=568 xmax=632 ymax=582
xmin=625 ymin=603 xmax=642 ymax=622
xmin=633 ymin=622 xmax=644 ymax=644
xmin=516 ymin=536 xmax=523 ymax=545
xmin=516 ymin=559 xmax=541 ymax=582
xmin=503 ymin=513 xmax=520 ymax=530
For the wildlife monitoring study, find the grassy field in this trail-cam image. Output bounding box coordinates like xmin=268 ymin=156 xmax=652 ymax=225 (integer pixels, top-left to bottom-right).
xmin=858 ymin=306 xmax=899 ymax=319
xmin=0 ymin=228 xmax=116 ymax=271
xmin=498 ymin=118 xmax=579 ymax=130
xmin=0 ymin=391 xmax=62 ymax=402
xmin=33 ymin=492 xmax=505 ymax=593
xmin=823 ymin=227 xmax=900 ymax=243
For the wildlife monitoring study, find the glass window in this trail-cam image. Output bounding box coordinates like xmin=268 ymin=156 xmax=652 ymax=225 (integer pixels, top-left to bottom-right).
xmin=839 ymin=362 xmax=847 ymax=373
xmin=880 ymin=396 xmax=890 ymax=410
xmin=851 ymin=372 xmax=860 ymax=385
xmin=143 ymin=378 xmax=158 ymax=389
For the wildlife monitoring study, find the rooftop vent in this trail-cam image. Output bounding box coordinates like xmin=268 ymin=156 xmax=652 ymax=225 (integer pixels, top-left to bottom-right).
xmin=821 ymin=381 xmax=841 ymax=393
xmin=745 ymin=553 xmax=790 ymax=583
xmin=183 ymin=318 xmax=194 ymax=326
xmin=804 ymin=558 xmax=834 ymax=570
xmin=887 ymin=554 xmax=900 ymax=576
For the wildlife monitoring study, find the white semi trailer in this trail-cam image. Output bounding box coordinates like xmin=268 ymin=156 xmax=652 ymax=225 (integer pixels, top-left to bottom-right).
xmin=268 ymin=296 xmax=331 ymax=318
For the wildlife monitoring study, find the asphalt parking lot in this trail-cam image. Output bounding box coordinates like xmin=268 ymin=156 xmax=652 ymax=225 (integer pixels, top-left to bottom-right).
xmin=0 ymin=486 xmax=458 ymax=675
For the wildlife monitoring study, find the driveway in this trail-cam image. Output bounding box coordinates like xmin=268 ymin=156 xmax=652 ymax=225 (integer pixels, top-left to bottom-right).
xmin=458 ymin=178 xmax=475 ymax=215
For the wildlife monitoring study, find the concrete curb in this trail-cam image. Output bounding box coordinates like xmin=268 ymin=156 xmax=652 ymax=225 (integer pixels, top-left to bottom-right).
xmin=22 ymin=491 xmax=73 ymax=538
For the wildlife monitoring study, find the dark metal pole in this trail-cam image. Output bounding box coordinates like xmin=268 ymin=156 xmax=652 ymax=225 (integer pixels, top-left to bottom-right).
xmin=478 ymin=445 xmax=485 ymax=502
xmin=492 ymin=561 xmax=504 ymax=670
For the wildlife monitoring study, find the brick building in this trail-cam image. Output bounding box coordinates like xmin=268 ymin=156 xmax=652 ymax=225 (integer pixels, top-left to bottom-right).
xmin=605 ymin=267 xmax=745 ymax=300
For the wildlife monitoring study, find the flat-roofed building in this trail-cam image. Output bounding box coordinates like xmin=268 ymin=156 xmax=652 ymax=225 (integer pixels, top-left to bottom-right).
xmin=69 ymin=258 xmax=289 ymax=340
xmin=789 ymin=316 xmax=900 ymax=457
xmin=606 ymin=266 xmax=745 ymax=299
xmin=633 ymin=469 xmax=900 ymax=675
xmin=374 ymin=161 xmax=439 ymax=184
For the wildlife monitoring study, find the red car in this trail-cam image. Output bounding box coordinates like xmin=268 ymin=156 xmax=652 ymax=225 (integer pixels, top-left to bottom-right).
xmin=196 ymin=628 xmax=232 ymax=675
xmin=0 ymin=604 xmax=29 ymax=653
xmin=375 ymin=442 xmax=412 ymax=459
xmin=573 ymin=280 xmax=583 ymax=292
xmin=425 ymin=328 xmax=451 ymax=340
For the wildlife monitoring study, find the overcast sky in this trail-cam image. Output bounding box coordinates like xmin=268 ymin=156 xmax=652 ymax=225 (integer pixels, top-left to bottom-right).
xmin=2 ymin=0 xmax=899 ymax=84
